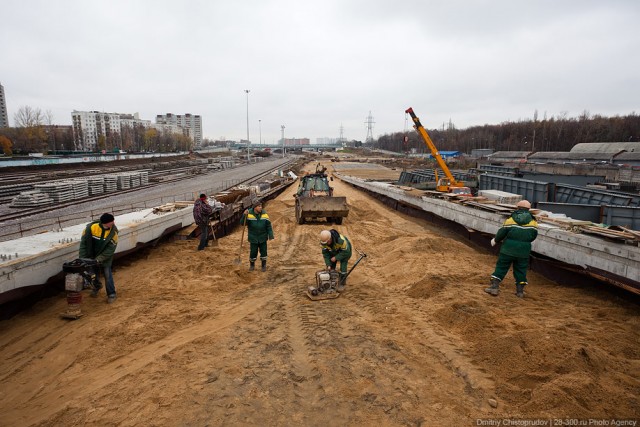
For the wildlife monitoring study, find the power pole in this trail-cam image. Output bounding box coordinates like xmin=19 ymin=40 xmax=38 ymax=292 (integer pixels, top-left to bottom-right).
xmin=281 ymin=125 xmax=285 ymax=158
xmin=365 ymin=111 xmax=375 ymax=143
xmin=244 ymin=89 xmax=250 ymax=162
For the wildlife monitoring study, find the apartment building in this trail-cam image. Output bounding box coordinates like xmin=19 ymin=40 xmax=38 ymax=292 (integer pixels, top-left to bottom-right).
xmin=156 ymin=113 xmax=202 ymax=148
xmin=72 ymin=111 xmax=152 ymax=151
xmin=0 ymin=83 xmax=8 ymax=128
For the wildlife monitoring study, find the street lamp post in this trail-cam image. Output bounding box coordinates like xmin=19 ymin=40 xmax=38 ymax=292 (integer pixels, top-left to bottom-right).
xmin=244 ymin=89 xmax=250 ymax=162
xmin=281 ymin=125 xmax=285 ymax=158
xmin=259 ymin=119 xmax=262 ymax=145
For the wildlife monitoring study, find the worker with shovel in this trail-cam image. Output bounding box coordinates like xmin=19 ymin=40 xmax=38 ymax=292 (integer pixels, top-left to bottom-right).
xmin=241 ymin=201 xmax=274 ymax=271
xmin=320 ymin=229 xmax=352 ymax=291
xmin=193 ymin=193 xmax=214 ymax=251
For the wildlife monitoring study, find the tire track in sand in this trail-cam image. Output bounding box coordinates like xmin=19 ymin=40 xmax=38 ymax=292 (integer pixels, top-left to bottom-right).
xmin=2 ymin=290 xmax=276 ymax=427
xmin=345 ymin=282 xmax=496 ymax=407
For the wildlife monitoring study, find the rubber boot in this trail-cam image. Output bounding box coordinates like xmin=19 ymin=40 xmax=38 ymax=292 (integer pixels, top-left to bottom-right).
xmin=261 ymin=259 xmax=267 ymax=272
xmin=249 ymin=261 xmax=255 ymax=271
xmin=484 ymin=277 xmax=500 ymax=296
xmin=337 ymin=273 xmax=347 ymax=292
xmin=515 ymin=282 xmax=526 ymax=298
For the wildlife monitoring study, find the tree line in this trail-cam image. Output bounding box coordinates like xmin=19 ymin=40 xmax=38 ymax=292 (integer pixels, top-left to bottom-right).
xmin=0 ymin=106 xmax=194 ymax=155
xmin=374 ymin=111 xmax=640 ymax=155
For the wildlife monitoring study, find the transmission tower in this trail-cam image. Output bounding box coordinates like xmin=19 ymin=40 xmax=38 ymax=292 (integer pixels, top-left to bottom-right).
xmin=339 ymin=123 xmax=345 ymax=143
xmin=364 ymin=111 xmax=375 ymax=143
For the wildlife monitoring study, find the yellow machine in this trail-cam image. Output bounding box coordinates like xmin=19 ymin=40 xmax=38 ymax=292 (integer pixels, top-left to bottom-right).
xmin=405 ymin=107 xmax=472 ymax=195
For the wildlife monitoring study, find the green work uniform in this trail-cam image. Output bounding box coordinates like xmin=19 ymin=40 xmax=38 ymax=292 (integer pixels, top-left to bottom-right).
xmin=491 ymin=208 xmax=538 ymax=285
xmin=321 ymin=231 xmax=352 ymax=274
xmin=242 ymin=208 xmax=274 ymax=262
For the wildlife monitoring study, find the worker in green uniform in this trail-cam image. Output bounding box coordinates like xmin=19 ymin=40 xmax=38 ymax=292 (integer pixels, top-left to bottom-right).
xmin=242 ymin=202 xmax=274 ymax=271
xmin=485 ymin=200 xmax=538 ymax=298
xmin=79 ymin=213 xmax=119 ymax=303
xmin=320 ymin=229 xmax=352 ymax=290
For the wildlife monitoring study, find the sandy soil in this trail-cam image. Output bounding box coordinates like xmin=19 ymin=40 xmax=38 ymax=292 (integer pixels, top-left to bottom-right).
xmin=0 ymin=162 xmax=638 ymax=426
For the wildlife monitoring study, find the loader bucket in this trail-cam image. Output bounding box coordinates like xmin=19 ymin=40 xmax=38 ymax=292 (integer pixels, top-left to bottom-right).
xmin=296 ymin=196 xmax=349 ymax=224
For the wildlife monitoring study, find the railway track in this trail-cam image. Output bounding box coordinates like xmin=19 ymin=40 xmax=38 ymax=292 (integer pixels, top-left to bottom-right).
xmin=0 ymin=158 xmax=300 ymax=240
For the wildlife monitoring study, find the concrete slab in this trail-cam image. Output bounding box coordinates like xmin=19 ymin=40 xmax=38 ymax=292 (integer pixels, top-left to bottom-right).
xmin=0 ymin=206 xmax=194 ymax=304
xmin=340 ymin=175 xmax=640 ymax=292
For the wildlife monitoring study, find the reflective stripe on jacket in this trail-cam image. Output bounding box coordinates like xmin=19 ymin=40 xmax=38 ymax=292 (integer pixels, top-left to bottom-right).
xmin=495 ymin=209 xmax=538 ymax=258
xmin=242 ymin=208 xmax=274 ymax=243
xmin=79 ymin=221 xmax=119 ymax=266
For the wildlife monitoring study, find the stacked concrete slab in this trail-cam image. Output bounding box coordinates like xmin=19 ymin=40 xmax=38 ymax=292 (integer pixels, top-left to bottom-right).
xmin=478 ymin=190 xmax=523 ymax=204
xmin=34 ymin=182 xmax=76 ymax=203
xmin=9 ymin=171 xmax=151 ymax=208
xmin=117 ymin=174 xmax=130 ymax=190
xmin=9 ymin=191 xmax=54 ymax=207
xmin=69 ymin=179 xmax=89 ymax=199
xmin=87 ymin=176 xmax=105 ymax=195
xmin=104 ymin=175 xmax=118 ymax=192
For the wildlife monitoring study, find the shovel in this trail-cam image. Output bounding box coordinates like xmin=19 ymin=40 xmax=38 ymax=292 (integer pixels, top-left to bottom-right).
xmin=208 ymin=220 xmax=218 ymax=246
xmin=234 ymin=215 xmax=246 ymax=265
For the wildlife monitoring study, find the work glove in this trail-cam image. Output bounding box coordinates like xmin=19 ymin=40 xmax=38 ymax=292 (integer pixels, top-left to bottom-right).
xmin=490 ymin=238 xmax=496 ymax=247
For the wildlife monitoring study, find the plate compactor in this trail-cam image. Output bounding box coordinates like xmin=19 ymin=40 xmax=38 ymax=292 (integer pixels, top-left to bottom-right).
xmin=306 ymin=249 xmax=367 ymax=301
xmin=61 ymin=258 xmax=101 ymax=319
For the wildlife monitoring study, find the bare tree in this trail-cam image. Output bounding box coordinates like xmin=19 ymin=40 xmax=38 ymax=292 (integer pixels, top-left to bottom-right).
xmin=14 ymin=106 xmax=45 ymax=128
xmin=45 ymin=109 xmax=56 ymax=151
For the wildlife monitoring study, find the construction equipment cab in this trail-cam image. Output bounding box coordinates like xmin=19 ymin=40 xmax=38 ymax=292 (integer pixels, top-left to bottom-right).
xmin=405 ymin=107 xmax=472 ymax=196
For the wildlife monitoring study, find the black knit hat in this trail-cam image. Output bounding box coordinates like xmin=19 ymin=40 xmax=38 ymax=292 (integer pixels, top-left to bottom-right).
xmin=100 ymin=213 xmax=115 ymax=224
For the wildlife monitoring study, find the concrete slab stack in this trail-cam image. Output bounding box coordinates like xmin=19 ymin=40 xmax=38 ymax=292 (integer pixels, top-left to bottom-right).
xmin=104 ymin=175 xmax=118 ymax=192
xmin=116 ymin=174 xmax=130 ymax=190
xmin=87 ymin=177 xmax=105 ymax=195
xmin=9 ymin=191 xmax=54 ymax=207
xmin=478 ymin=190 xmax=523 ymax=204
xmin=34 ymin=182 xmax=76 ymax=203
xmin=139 ymin=171 xmax=149 ymax=185
xmin=129 ymin=172 xmax=141 ymax=188
xmin=69 ymin=179 xmax=89 ymax=199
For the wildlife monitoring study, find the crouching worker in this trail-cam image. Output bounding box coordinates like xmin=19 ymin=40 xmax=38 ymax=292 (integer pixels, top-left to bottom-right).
xmin=485 ymin=200 xmax=538 ymax=298
xmin=320 ymin=229 xmax=352 ymax=290
xmin=79 ymin=213 xmax=119 ymax=304
xmin=242 ymin=202 xmax=274 ymax=271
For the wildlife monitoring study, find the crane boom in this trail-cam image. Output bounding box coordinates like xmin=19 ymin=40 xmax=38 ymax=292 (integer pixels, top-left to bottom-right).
xmin=405 ymin=107 xmax=466 ymax=192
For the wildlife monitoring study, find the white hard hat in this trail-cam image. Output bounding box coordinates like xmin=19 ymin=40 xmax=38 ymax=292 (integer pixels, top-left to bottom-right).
xmin=320 ymin=230 xmax=331 ymax=244
xmin=516 ymin=200 xmax=531 ymax=209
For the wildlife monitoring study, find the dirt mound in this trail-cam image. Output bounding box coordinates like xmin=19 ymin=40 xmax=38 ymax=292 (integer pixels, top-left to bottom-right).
xmin=0 ymin=161 xmax=638 ymax=425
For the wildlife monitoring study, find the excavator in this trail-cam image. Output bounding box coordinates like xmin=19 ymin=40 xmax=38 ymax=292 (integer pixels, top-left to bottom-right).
xmin=405 ymin=107 xmax=472 ymax=196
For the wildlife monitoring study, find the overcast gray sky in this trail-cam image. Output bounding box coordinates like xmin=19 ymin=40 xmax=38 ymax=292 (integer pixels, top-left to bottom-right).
xmin=2 ymin=0 xmax=639 ymax=144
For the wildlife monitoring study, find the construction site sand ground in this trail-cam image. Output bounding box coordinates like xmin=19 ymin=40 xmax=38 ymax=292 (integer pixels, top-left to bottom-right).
xmin=0 ymin=162 xmax=638 ymax=426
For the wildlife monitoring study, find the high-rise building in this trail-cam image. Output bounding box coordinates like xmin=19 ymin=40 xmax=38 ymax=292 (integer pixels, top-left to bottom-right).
xmin=0 ymin=83 xmax=8 ymax=128
xmin=156 ymin=113 xmax=202 ymax=148
xmin=71 ymin=110 xmax=151 ymax=151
